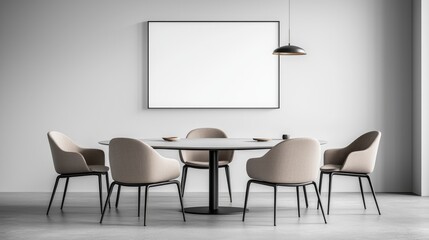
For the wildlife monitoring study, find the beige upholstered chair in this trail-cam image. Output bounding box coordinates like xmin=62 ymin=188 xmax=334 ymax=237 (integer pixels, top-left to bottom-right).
xmin=318 ymin=131 xmax=381 ymax=215
xmin=179 ymin=128 xmax=234 ymax=202
xmin=46 ymin=131 xmax=110 ymax=215
xmin=100 ymin=138 xmax=185 ymax=226
xmin=242 ymin=138 xmax=327 ymax=226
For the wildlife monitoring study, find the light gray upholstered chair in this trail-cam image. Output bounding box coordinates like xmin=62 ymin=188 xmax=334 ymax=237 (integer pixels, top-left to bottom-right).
xmin=46 ymin=131 xmax=110 ymax=215
xmin=179 ymin=128 xmax=234 ymax=202
xmin=242 ymin=138 xmax=327 ymax=226
xmin=318 ymin=131 xmax=381 ymax=215
xmin=100 ymin=138 xmax=185 ymax=226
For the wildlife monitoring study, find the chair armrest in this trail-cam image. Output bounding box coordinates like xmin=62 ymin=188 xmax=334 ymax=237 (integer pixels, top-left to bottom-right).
xmin=341 ymin=149 xmax=376 ymax=174
xmin=247 ymin=156 xmax=306 ymax=183
xmin=54 ymin=151 xmax=90 ymax=174
xmin=246 ymin=157 xmax=272 ymax=180
xmin=80 ymin=148 xmax=105 ymax=166
xmin=324 ymin=148 xmax=348 ymax=165
xmin=148 ymin=156 xmax=181 ymax=182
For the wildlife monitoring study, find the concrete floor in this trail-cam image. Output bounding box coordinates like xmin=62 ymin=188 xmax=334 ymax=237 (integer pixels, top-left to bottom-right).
xmin=1 ymin=191 xmax=428 ymax=240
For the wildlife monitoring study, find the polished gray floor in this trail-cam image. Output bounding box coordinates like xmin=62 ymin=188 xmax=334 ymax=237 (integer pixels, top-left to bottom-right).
xmin=1 ymin=191 xmax=428 ymax=240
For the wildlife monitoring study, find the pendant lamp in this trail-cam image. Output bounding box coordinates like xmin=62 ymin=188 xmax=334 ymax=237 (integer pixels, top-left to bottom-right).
xmin=273 ymin=0 xmax=306 ymax=55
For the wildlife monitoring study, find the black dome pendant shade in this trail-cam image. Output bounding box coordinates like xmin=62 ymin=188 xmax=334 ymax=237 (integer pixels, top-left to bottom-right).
xmin=273 ymin=44 xmax=306 ymax=55
xmin=273 ymin=0 xmax=306 ymax=56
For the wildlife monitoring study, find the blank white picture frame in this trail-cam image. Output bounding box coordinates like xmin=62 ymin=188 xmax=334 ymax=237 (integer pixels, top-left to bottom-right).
xmin=147 ymin=21 xmax=279 ymax=109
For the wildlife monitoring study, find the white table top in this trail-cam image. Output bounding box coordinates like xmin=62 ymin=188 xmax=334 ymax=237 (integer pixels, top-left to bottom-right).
xmin=99 ymin=138 xmax=327 ymax=151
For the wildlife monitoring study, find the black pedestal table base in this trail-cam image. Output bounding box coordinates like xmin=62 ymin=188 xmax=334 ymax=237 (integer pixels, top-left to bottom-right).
xmin=185 ymin=206 xmax=245 ymax=215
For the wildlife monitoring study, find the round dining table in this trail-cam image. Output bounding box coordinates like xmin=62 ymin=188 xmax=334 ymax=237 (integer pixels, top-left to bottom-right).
xmin=99 ymin=138 xmax=326 ymax=215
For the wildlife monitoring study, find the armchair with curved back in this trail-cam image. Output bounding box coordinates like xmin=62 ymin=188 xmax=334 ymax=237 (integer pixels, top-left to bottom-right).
xmin=242 ymin=138 xmax=327 ymax=226
xmin=318 ymin=131 xmax=382 ymax=215
xmin=179 ymin=128 xmax=234 ymax=202
xmin=100 ymin=138 xmax=185 ymax=226
xmin=46 ymin=131 xmax=110 ymax=215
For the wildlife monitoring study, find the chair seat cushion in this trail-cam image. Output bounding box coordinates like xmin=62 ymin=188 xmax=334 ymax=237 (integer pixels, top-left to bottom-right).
xmin=88 ymin=165 xmax=109 ymax=173
xmin=320 ymin=164 xmax=342 ymax=172
xmin=185 ymin=160 xmax=230 ymax=168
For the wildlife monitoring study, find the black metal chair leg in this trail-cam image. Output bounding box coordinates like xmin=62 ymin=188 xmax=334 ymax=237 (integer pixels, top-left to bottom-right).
xmin=175 ymin=181 xmax=186 ymax=222
xmin=105 ymin=173 xmax=111 ymax=208
xmin=273 ymin=185 xmax=277 ymax=226
xmin=98 ymin=174 xmax=103 ymax=213
xmin=366 ymin=176 xmax=381 ymax=215
xmin=317 ymin=172 xmax=323 ymax=209
xmin=115 ymin=185 xmax=121 ymax=208
xmin=225 ymin=165 xmax=232 ymax=203
xmin=242 ymin=180 xmax=252 ymax=222
xmin=181 ymin=165 xmax=188 ymax=197
xmin=312 ymin=182 xmax=327 ymax=224
xmin=296 ymin=186 xmax=300 ymax=217
xmin=327 ymin=173 xmax=333 ymax=215
xmin=46 ymin=176 xmax=61 ymax=215
xmin=359 ymin=177 xmax=367 ymax=209
xmin=241 ymin=180 xmax=252 ymax=222
xmin=303 ymin=185 xmax=308 ymax=208
xmin=100 ymin=182 xmax=116 ymax=223
xmin=138 ymin=186 xmax=141 ymax=217
xmin=144 ymin=186 xmax=149 ymax=226
xmin=60 ymin=177 xmax=69 ymax=210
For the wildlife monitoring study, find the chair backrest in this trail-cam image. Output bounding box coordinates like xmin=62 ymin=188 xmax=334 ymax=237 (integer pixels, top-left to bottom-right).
xmin=48 ymin=131 xmax=81 ymax=152
xmin=109 ymin=138 xmax=167 ymax=183
xmin=249 ymin=138 xmax=320 ymax=183
xmin=346 ymin=131 xmax=381 ymax=153
xmin=179 ymin=128 xmax=234 ymax=164
xmin=341 ymin=131 xmax=381 ymax=173
xmin=47 ymin=131 xmax=88 ymax=174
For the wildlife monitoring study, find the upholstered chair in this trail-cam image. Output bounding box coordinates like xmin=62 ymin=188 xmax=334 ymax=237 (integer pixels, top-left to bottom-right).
xmin=318 ymin=131 xmax=381 ymax=215
xmin=242 ymin=138 xmax=327 ymax=226
xmin=100 ymin=138 xmax=185 ymax=226
xmin=179 ymin=128 xmax=234 ymax=202
xmin=46 ymin=131 xmax=110 ymax=215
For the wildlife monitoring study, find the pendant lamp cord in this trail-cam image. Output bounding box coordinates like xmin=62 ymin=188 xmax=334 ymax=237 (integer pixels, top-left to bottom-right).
xmin=288 ymin=0 xmax=291 ymax=45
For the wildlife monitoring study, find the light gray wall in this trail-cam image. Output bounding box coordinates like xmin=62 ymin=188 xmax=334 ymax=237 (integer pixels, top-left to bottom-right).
xmin=420 ymin=0 xmax=429 ymax=196
xmin=412 ymin=0 xmax=429 ymax=196
xmin=0 ymin=0 xmax=412 ymax=193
